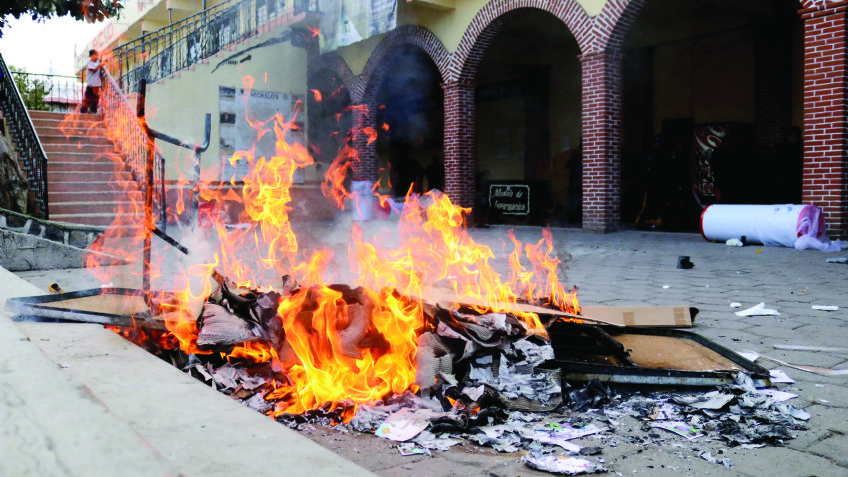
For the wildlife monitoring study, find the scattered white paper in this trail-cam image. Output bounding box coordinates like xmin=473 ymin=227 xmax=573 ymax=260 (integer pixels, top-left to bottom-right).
xmin=652 ymin=421 xmax=704 ymax=440
xmin=375 ymin=409 xmax=430 ymax=442
xmin=525 ymin=455 xmax=604 ymax=475
xmin=737 ymin=350 xmax=760 ymax=362
xmin=769 ymin=369 xmax=796 ymax=384
xmin=735 ymin=302 xmax=780 ymax=317
xmin=761 ymin=355 xmax=848 ymax=377
xmin=730 ymin=302 xmax=743 ymax=308
xmin=812 ymin=305 xmax=840 ymax=311
xmin=826 ymin=257 xmax=848 ymax=263
xmin=679 ymin=392 xmax=735 ymax=410
xmin=773 ymin=344 xmax=848 ymax=353
xmin=462 ymin=385 xmax=485 ymax=402
xmin=531 ymin=433 xmax=583 ymax=453
xmin=726 ymin=239 xmax=743 ymax=247
xmin=545 ymin=423 xmax=608 ymax=441
xmin=662 ymin=285 xmax=670 ymax=289
xmin=756 ymin=388 xmax=798 ymax=402
xmin=397 ymin=444 xmax=429 ymax=456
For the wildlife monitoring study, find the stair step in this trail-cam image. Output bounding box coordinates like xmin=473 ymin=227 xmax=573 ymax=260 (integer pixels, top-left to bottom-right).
xmin=38 ymin=134 xmax=114 ymax=146
xmin=49 ymin=180 xmax=137 ymax=193
xmin=28 ymin=110 xmax=101 ymax=121
xmin=49 ymin=190 xmax=143 ymax=202
xmin=47 ymin=171 xmax=133 ymax=182
xmin=46 ymin=152 xmax=129 ymax=163
xmin=30 ymin=119 xmax=107 ymax=132
xmin=32 ymin=124 xmax=110 ymax=136
xmin=43 ymin=143 xmax=120 ymax=154
xmin=49 ymin=201 xmax=138 ymax=215
xmin=49 ymin=161 xmax=129 ymax=173
xmin=30 ymin=115 xmax=103 ymax=126
xmin=49 ymin=213 xmax=143 ymax=227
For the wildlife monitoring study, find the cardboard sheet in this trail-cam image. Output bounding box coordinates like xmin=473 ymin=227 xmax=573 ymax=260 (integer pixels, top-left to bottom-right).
xmin=579 ymin=306 xmax=694 ymax=328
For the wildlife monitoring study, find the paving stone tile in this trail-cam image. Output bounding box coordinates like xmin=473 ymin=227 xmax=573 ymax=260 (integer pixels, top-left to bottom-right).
xmin=807 ymin=405 xmax=848 ymax=434
xmin=807 ymin=434 xmax=848 ymax=468
xmin=729 ymin=446 xmax=848 ymax=477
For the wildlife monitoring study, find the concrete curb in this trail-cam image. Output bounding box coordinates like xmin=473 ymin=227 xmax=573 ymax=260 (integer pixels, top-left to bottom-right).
xmin=0 ymin=266 xmax=375 ymax=477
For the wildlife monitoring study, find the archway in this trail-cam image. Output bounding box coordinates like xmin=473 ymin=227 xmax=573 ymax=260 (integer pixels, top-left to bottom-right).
xmin=371 ymin=45 xmax=445 ymax=198
xmin=474 ymin=9 xmax=581 ymax=226
xmin=621 ymin=0 xmax=803 ymax=230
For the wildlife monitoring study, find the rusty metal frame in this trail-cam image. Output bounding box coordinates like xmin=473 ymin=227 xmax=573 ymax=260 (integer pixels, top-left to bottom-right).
xmin=5 ymin=288 xmax=168 ymax=331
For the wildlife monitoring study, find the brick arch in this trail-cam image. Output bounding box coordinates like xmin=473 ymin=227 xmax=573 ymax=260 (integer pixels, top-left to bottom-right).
xmin=801 ymin=0 xmax=837 ymax=10
xmin=593 ymin=0 xmax=647 ymax=53
xmin=448 ymin=0 xmax=591 ymax=83
xmin=308 ymin=53 xmax=357 ymax=99
xmin=354 ymin=25 xmax=450 ymax=104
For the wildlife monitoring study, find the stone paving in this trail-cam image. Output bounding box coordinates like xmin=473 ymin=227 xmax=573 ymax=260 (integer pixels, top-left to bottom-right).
xmin=9 ymin=223 xmax=848 ymax=476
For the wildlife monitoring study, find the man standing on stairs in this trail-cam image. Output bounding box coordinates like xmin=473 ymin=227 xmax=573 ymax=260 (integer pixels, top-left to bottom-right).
xmin=80 ymin=49 xmax=102 ymax=114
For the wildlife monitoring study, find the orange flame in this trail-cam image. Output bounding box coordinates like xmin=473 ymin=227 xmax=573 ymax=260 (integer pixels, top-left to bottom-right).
xmin=83 ymin=71 xmax=577 ymax=420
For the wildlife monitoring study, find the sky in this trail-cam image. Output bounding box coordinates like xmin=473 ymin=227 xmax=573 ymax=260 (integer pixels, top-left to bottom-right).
xmin=0 ymin=15 xmax=104 ymax=76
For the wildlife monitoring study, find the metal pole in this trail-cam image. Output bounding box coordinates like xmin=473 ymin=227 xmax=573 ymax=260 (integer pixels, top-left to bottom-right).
xmin=137 ymin=78 xmax=154 ymax=296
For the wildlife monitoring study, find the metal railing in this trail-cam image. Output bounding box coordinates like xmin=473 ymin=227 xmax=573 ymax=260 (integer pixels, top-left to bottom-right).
xmin=99 ymin=68 xmax=150 ymax=185
xmin=107 ymin=0 xmax=314 ymax=93
xmin=0 ymin=53 xmax=49 ymax=218
xmin=8 ymin=71 xmax=83 ymax=112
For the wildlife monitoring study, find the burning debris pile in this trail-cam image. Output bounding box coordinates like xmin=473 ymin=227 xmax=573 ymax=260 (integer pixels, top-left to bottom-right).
xmin=151 ymin=267 xmax=811 ymax=476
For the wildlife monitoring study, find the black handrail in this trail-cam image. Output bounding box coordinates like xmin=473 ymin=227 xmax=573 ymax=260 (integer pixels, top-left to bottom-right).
xmin=0 ymin=53 xmax=50 ymax=218
xmin=106 ymin=0 xmax=317 ymax=93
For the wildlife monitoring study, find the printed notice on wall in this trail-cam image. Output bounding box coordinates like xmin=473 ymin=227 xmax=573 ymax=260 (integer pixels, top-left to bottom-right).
xmin=489 ymin=184 xmax=530 ymax=215
xmin=218 ymin=86 xmax=305 ymax=183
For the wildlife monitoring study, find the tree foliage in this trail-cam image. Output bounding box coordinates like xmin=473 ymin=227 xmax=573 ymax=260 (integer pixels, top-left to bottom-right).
xmin=9 ymin=66 xmax=52 ymax=111
xmin=0 ymin=0 xmax=123 ymax=36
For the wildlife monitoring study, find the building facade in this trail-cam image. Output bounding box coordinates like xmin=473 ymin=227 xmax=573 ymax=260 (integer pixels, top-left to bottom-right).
xmin=82 ymin=0 xmax=848 ymax=237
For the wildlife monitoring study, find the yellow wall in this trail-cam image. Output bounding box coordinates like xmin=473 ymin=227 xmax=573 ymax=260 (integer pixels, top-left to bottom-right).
xmin=337 ymin=0 xmax=606 ymax=76
xmin=145 ymin=25 xmax=310 ymax=182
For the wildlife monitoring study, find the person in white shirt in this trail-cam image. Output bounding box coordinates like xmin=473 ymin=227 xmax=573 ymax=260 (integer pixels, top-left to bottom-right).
xmin=80 ymin=49 xmax=102 ymax=113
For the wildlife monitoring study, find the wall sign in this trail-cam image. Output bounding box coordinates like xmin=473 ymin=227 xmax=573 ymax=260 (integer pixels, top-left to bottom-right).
xmin=489 ymin=184 xmax=530 ymax=215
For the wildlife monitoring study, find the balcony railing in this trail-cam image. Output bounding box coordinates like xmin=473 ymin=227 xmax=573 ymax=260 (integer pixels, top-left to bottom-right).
xmin=0 ymin=53 xmax=49 ymax=218
xmin=8 ymin=71 xmax=83 ymax=112
xmin=108 ymin=0 xmax=308 ymax=93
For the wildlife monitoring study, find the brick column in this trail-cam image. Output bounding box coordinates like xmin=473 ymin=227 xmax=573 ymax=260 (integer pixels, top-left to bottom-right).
xmin=347 ymin=103 xmax=379 ymax=220
xmin=802 ymin=4 xmax=848 ymax=238
xmin=580 ymin=49 xmax=623 ymax=232
xmin=350 ymin=103 xmax=379 ymax=182
xmin=442 ymin=80 xmax=476 ymax=212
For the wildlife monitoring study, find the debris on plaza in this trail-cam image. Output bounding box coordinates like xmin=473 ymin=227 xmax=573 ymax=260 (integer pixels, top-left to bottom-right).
xmin=734 ymin=302 xmax=780 ymax=317
xmin=146 ymin=270 xmax=811 ymax=475
xmin=811 ymin=305 xmax=840 ymax=311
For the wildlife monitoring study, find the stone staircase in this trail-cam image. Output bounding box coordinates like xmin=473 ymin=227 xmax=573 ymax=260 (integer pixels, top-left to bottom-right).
xmin=28 ymin=110 xmax=141 ymax=227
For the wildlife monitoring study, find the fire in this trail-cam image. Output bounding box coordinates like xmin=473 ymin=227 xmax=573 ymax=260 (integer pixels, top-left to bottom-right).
xmin=81 ymin=73 xmax=578 ymax=420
